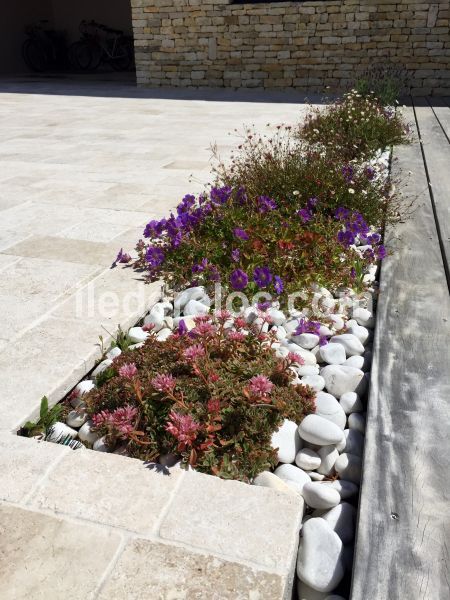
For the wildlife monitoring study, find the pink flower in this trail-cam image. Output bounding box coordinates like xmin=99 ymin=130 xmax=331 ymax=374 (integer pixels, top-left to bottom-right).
xmin=92 ymin=405 xmax=138 ymax=439
xmin=151 ymin=373 xmax=176 ymax=393
xmin=207 ymin=398 xmax=221 ymax=413
xmin=191 ymin=322 xmax=215 ymax=337
xmin=227 ymin=331 xmax=246 ymax=342
xmin=215 ymin=309 xmax=231 ymax=322
xmin=119 ymin=362 xmax=138 ymax=380
xmin=248 ymin=375 xmax=274 ymax=397
xmin=165 ymin=410 xmax=200 ymax=450
xmin=183 ymin=344 xmax=206 ymax=362
xmin=142 ymin=323 xmax=155 ymax=332
xmin=257 ymin=310 xmax=273 ymax=324
xmin=287 ymin=352 xmax=305 ymax=365
xmin=233 ymin=317 xmax=247 ymax=329
xmin=193 ymin=315 xmax=211 ymax=325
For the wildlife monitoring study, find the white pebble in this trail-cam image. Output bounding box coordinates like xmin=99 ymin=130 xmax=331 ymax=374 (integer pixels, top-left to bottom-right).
xmin=340 ymin=391 xmax=363 ymax=414
xmin=320 ymin=343 xmax=347 ymax=365
xmin=348 ymin=412 xmax=366 ymax=434
xmin=302 ymin=482 xmax=341 ymax=509
xmin=298 ymin=415 xmax=345 ymax=446
xmin=271 ymin=419 xmax=302 ymax=464
xmin=330 ymin=334 xmax=365 ymax=356
xmin=274 ymin=463 xmax=311 ymax=492
xmin=317 ymin=445 xmax=339 ymax=476
xmin=295 ymin=448 xmax=321 ymax=471
xmin=128 ymin=327 xmax=149 ymax=343
xmin=335 ymin=453 xmax=362 ymax=484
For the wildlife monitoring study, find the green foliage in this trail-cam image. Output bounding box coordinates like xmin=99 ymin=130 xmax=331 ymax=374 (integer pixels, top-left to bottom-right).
xmin=300 ymin=90 xmax=410 ymax=162
xmin=84 ymin=313 xmax=316 ymax=482
xmin=22 ymin=396 xmax=62 ymax=437
xmin=354 ymin=63 xmax=409 ymax=106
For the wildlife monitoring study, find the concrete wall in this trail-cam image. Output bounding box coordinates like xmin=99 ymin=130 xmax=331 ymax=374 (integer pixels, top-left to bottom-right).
xmin=131 ymin=0 xmax=450 ymax=95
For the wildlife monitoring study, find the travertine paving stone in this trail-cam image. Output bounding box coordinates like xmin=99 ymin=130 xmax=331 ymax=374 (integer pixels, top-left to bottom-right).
xmin=160 ymin=470 xmax=304 ymax=571
xmin=30 ymin=450 xmax=184 ymax=534
xmin=98 ymin=538 xmax=286 ymax=600
xmin=0 ymin=434 xmax=68 ymax=503
xmin=0 ymin=504 xmax=121 ymax=600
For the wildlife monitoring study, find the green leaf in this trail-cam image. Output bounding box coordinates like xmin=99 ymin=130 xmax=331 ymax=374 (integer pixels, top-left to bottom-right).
xmin=39 ymin=396 xmax=49 ymax=420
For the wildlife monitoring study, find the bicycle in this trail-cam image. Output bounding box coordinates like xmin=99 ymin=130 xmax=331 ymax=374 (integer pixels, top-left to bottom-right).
xmin=69 ymin=20 xmax=134 ymax=72
xmin=22 ymin=20 xmax=68 ymax=72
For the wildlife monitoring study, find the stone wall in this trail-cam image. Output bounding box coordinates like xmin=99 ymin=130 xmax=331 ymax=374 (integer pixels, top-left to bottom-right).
xmin=131 ymin=0 xmax=450 ymax=95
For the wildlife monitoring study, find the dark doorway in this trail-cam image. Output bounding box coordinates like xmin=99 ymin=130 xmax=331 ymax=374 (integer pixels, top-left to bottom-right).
xmin=0 ymin=0 xmax=135 ymax=81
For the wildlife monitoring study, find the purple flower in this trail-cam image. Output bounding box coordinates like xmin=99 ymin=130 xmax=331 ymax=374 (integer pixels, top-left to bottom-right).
xmin=256 ymin=195 xmax=278 ymax=213
xmin=334 ymin=207 xmax=351 ymax=221
xmin=233 ymin=228 xmax=249 ymax=241
xmin=295 ymin=318 xmax=321 ymax=336
xmin=368 ymin=233 xmax=381 ymax=245
xmin=377 ymin=245 xmax=387 ymax=259
xmin=253 ymin=266 xmax=272 ymax=288
xmin=274 ymin=276 xmax=284 ymax=294
xmin=210 ymin=186 xmax=232 ymax=205
xmin=319 ymin=335 xmax=328 ymax=347
xmin=145 ymin=246 xmax=165 ymax=267
xmin=230 ymin=269 xmax=248 ymax=291
xmin=236 ymin=186 xmax=248 ymax=205
xmin=350 ymin=267 xmax=357 ymax=279
xmin=297 ymin=208 xmax=312 ymax=223
xmin=342 ymin=165 xmax=354 ymax=183
xmin=257 ymin=301 xmax=271 ymax=311
xmin=365 ymin=166 xmax=375 ymax=180
xmin=231 ymin=248 xmax=240 ymax=262
xmin=307 ymin=196 xmax=319 ymax=210
xmin=178 ymin=319 xmax=188 ymax=336
xmin=192 ymin=258 xmax=209 ymax=273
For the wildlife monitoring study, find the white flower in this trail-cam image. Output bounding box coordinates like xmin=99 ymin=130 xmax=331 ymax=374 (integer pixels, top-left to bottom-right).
xmin=293 ymin=190 xmax=300 ymax=196
xmin=348 ymin=188 xmax=355 ymax=194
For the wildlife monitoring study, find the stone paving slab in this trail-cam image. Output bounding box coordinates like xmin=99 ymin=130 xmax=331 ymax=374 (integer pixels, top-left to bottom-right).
xmin=97 ymin=538 xmax=287 ymax=600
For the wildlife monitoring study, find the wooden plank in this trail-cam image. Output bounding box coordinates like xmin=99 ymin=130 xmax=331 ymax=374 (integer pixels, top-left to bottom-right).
xmin=428 ymin=98 xmax=450 ymax=143
xmin=351 ymin=107 xmax=450 ymax=599
xmin=414 ymin=101 xmax=450 ymax=280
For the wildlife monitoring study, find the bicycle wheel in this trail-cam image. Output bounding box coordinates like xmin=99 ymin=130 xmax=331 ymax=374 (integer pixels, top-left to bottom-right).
xmin=71 ymin=40 xmax=101 ymax=71
xmin=22 ymin=39 xmax=48 ymax=72
xmin=110 ymin=39 xmax=132 ymax=71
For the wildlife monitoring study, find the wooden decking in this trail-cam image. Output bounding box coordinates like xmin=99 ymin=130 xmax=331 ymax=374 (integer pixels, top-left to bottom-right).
xmin=351 ymin=100 xmax=450 ymax=599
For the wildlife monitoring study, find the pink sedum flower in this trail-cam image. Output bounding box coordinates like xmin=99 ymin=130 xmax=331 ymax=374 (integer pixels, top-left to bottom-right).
xmin=151 ymin=373 xmax=176 ymax=393
xmin=287 ymin=352 xmax=305 ymax=365
xmin=119 ymin=362 xmax=138 ymax=380
xmin=227 ymin=331 xmax=246 ymax=342
xmin=248 ymin=375 xmax=274 ymax=397
xmin=165 ymin=410 xmax=200 ymax=450
xmin=183 ymin=344 xmax=206 ymax=362
xmin=92 ymin=405 xmax=138 ymax=439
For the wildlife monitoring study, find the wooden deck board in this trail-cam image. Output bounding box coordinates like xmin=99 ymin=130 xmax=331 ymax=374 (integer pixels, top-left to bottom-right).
xmin=351 ymin=106 xmax=450 ymax=600
xmin=414 ymin=100 xmax=450 ymax=281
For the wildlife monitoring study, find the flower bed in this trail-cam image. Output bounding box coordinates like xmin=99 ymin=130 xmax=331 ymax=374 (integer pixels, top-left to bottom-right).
xmin=20 ymin=91 xmax=410 ymax=599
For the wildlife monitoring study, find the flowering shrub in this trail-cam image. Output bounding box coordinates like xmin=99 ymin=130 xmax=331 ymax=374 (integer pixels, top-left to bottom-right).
xmin=300 ymin=90 xmax=410 ymax=162
xmin=84 ymin=312 xmax=316 ymax=481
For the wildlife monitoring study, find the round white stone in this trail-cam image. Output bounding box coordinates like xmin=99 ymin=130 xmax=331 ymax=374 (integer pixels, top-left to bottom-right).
xmin=66 ymin=410 xmax=87 ymax=429
xmin=46 ymin=422 xmax=77 ymax=443
xmin=174 ymin=286 xmax=205 ymax=311
xmin=343 ymin=355 xmax=364 ymax=369
xmin=298 ymin=415 xmax=345 ymax=446
xmin=91 ymin=359 xmax=113 ymax=380
xmin=346 ymin=320 xmax=370 ymax=344
xmin=335 ymin=453 xmax=362 ymax=484
xmin=318 ymin=325 xmax=333 ymax=337
xmin=321 ymin=502 xmax=356 ymax=544
xmin=300 ymin=375 xmax=325 ymax=392
xmin=340 ymin=391 xmax=363 ymax=414
xmin=309 ymin=472 xmax=326 ymax=481
xmin=342 ymin=429 xmax=365 ymax=456
xmin=319 ymin=343 xmax=346 ymax=365
xmin=325 ymin=479 xmax=359 ymax=500
xmin=317 ymin=445 xmax=339 ymax=476
xmin=348 ymin=412 xmax=366 ymax=434
xmin=268 ymin=308 xmax=286 ymax=326
xmin=302 ymin=482 xmax=341 ymax=509
xmin=73 ymin=380 xmax=95 ymax=400
xmin=253 ymin=471 xmax=298 ymax=495
xmin=128 ymin=327 xmax=149 ymax=343
xmin=353 ymin=306 xmax=375 ymax=328
xmin=329 ymin=315 xmax=345 ymax=332
xmin=144 ymin=303 xmax=165 ymax=331
xmin=106 ymin=346 xmax=121 ymax=360
xmin=183 ymin=299 xmax=210 ymax=316
xmin=295 ymin=448 xmax=321 ymax=471
xmin=321 ymin=365 xmax=365 ymax=398
xmin=330 ymin=334 xmax=365 ymax=356
xmin=156 ymin=327 xmax=172 ymax=342
xmin=271 ymin=419 xmax=302 ymax=464
xmin=293 ymin=333 xmax=320 ymax=350
xmin=296 ymin=518 xmax=344 ymax=593
xmin=78 ymin=420 xmax=101 ymax=444
xmin=274 ymin=464 xmax=311 ymax=491
xmin=93 ymin=436 xmax=111 ymax=453
xmin=315 ymin=392 xmax=346 ymax=429
xmin=297 ymin=364 xmax=320 ymax=377
xmin=273 ymin=325 xmax=287 ymax=340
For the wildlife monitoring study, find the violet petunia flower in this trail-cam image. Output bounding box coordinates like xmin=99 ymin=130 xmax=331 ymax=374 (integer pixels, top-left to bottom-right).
xmin=253 ymin=266 xmax=272 ymax=289
xmin=230 ymin=269 xmax=248 ymax=291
